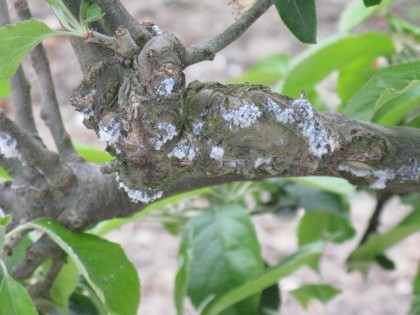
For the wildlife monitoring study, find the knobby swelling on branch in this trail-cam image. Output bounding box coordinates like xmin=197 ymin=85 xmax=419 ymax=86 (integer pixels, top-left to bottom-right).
xmin=71 ymin=31 xmax=420 ymax=202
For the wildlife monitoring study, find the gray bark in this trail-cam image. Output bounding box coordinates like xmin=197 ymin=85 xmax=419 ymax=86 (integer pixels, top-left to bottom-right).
xmin=0 ymin=0 xmax=418 ymax=296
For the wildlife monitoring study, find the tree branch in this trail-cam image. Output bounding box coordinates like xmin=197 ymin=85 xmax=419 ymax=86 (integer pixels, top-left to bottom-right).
xmin=27 ymin=251 xmax=67 ymax=298
xmin=71 ymin=42 xmax=420 ymax=199
xmin=2 ymin=0 xmax=419 ymax=296
xmin=0 ymin=155 xmax=33 ymax=183
xmin=93 ymin=0 xmax=152 ymax=46
xmin=0 ymin=0 xmax=39 ymax=137
xmin=85 ymin=28 xmax=141 ymax=56
xmin=0 ymin=112 xmax=74 ymax=187
xmin=13 ymin=235 xmax=63 ymax=280
xmin=358 ymin=191 xmax=392 ymax=245
xmin=10 ymin=67 xmax=39 ymax=135
xmin=185 ymin=0 xmax=274 ymax=66
xmin=0 ymin=0 xmax=9 ymax=26
xmin=14 ymin=0 xmax=77 ymax=158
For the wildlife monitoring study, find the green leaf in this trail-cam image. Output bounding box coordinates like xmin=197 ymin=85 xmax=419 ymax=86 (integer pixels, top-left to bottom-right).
xmin=289 ymin=177 xmax=356 ymax=198
xmin=74 ymin=142 xmax=113 ymax=163
xmin=50 ymin=259 xmax=79 ymax=313
xmin=401 ymin=194 xmax=420 ymax=208
xmin=281 ymin=33 xmax=395 ymax=98
xmin=414 ymin=265 xmax=420 ymax=294
xmin=230 ymin=54 xmax=290 ymax=85
xmin=9 ymin=218 xmax=140 ymax=315
xmin=79 ymin=0 xmax=92 ymax=20
xmin=0 ymin=215 xmax=12 ymax=258
xmin=89 ymin=187 xmax=212 ymax=236
xmin=0 ymin=19 xmax=57 ymax=80
xmin=0 ymin=214 xmax=11 ymax=255
xmin=344 ymin=60 xmax=420 ymax=121
xmin=0 ymin=215 xmax=11 ymax=227
xmin=69 ymin=291 xmax=101 ymax=314
xmin=202 ymin=241 xmax=325 ymax=315
xmin=363 ymin=0 xmax=382 ymax=7
xmin=187 ymin=205 xmax=265 ymax=315
xmin=0 ymin=167 xmax=12 ymax=182
xmin=44 ymin=0 xmax=66 ymax=6
xmin=406 ymin=113 xmax=420 ymax=128
xmin=290 ymin=284 xmax=340 ymax=308
xmin=375 ymin=254 xmax=395 ymax=270
xmin=258 ymin=277 xmax=281 ymax=313
xmin=339 ymin=0 xmax=384 ymax=32
xmin=337 ymin=56 xmax=378 ymax=108
xmin=85 ymin=4 xmax=105 ymax=23
xmin=408 ymin=295 xmax=420 ymax=315
xmin=0 ymin=262 xmax=38 ymax=315
xmin=298 ymin=211 xmax=355 ymax=269
xmin=274 ymin=0 xmax=317 ymax=44
xmin=44 ymin=0 xmax=85 ymax=35
xmin=298 ymin=212 xmax=355 ymax=246
xmin=79 ymin=0 xmax=105 ymax=24
xmin=175 ymin=227 xmax=193 ymax=315
xmin=283 ymin=183 xmax=347 ymax=213
xmin=0 ymin=80 xmax=10 ymax=99
xmin=388 ymin=14 xmax=420 ymax=39
xmin=348 ymin=207 xmax=420 ymax=272
xmin=373 ymin=84 xmax=420 ymax=126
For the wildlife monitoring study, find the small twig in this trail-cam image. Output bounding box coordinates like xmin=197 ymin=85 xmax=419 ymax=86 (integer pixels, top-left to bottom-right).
xmin=0 ymin=0 xmax=10 ymax=26
xmin=0 ymin=112 xmax=74 ymax=187
xmin=0 ymin=0 xmax=38 ymax=138
xmin=13 ymin=235 xmax=63 ymax=279
xmin=27 ymin=255 xmax=66 ymax=298
xmin=86 ymin=28 xmax=141 ymax=56
xmin=185 ymin=0 xmax=274 ymax=66
xmin=0 ymin=3 xmax=39 ymax=182
xmin=9 ymin=67 xmax=39 ymax=136
xmin=346 ymin=191 xmax=394 ymax=269
xmin=0 ymin=155 xmax=30 ymax=182
xmin=14 ymin=0 xmax=78 ymax=159
xmin=93 ymin=0 xmax=153 ymax=46
xmin=358 ymin=191 xmax=392 ymax=246
xmin=0 ymin=182 xmax=17 ymax=219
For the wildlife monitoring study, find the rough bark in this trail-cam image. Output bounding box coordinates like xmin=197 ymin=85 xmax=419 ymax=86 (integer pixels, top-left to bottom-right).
xmin=0 ymin=0 xmax=419 ymax=297
xmin=70 ymin=32 xmax=420 ymax=201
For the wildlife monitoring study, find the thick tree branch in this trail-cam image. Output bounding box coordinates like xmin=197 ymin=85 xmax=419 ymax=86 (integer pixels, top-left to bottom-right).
xmin=14 ymin=0 xmax=77 ymax=158
xmin=70 ymin=35 xmax=420 ymax=200
xmin=185 ymin=0 xmax=274 ymax=66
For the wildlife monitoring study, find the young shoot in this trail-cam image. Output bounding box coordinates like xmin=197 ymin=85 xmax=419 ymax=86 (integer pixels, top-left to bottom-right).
xmin=45 ymin=0 xmax=104 ymax=37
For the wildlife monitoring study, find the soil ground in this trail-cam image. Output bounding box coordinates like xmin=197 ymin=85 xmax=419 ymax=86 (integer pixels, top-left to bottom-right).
xmin=4 ymin=0 xmax=420 ymax=314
